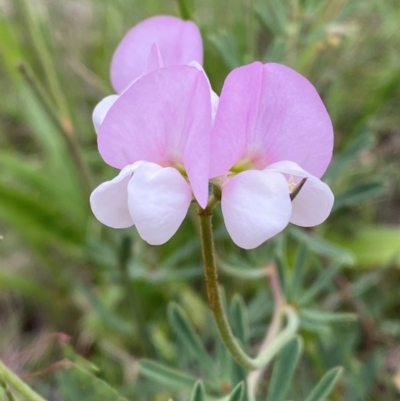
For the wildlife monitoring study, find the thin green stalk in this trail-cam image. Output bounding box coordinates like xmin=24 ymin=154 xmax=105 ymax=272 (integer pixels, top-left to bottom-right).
xmin=0 ymin=360 xmax=48 ymax=401
xmin=20 ymin=0 xmax=71 ymax=124
xmin=176 ymin=0 xmax=191 ymax=20
xmin=18 ymin=62 xmax=93 ymax=195
xmin=197 ymin=202 xmax=299 ymax=371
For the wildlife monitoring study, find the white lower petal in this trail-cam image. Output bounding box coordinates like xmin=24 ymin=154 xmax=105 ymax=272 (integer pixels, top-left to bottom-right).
xmin=265 ymin=161 xmax=334 ymax=227
xmin=221 ymin=170 xmax=291 ymax=249
xmin=90 ymin=163 xmax=143 ymax=228
xmin=127 ymin=162 xmax=192 ymax=245
xmin=92 ymin=95 xmax=119 ymax=134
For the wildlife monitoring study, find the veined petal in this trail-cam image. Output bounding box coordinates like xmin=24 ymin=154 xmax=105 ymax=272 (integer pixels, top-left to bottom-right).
xmin=111 ymin=15 xmax=203 ymax=93
xmin=211 ymin=62 xmax=333 ymax=178
xmin=99 ymin=65 xmax=212 ymax=208
xmin=127 ymin=162 xmax=192 ymax=245
xmin=90 ymin=163 xmax=143 ymax=228
xmin=221 ymin=170 xmax=291 ymax=249
xmin=265 ymin=161 xmax=334 ymax=227
xmin=92 ymin=95 xmax=119 ymax=135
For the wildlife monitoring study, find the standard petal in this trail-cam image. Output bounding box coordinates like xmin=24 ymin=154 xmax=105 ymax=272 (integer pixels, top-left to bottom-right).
xmin=92 ymin=95 xmax=119 ymax=134
xmin=210 ymin=62 xmax=333 ymax=178
xmin=265 ymin=161 xmax=334 ymax=227
xmin=127 ymin=162 xmax=192 ymax=245
xmin=90 ymin=163 xmax=142 ymax=228
xmin=143 ymin=43 xmax=164 ymax=74
xmin=99 ymin=65 xmax=212 ymax=208
xmin=111 ymin=16 xmax=203 ymax=93
xmin=221 ymin=170 xmax=291 ymax=249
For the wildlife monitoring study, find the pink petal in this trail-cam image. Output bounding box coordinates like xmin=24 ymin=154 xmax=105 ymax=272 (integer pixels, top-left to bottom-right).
xmin=98 ymin=65 xmax=211 ymax=208
xmin=210 ymin=62 xmax=333 ymax=178
xmin=90 ymin=163 xmax=143 ymax=228
xmin=143 ymin=43 xmax=164 ymax=74
xmin=188 ymin=61 xmax=219 ymax=121
xmin=221 ymin=170 xmax=291 ymax=249
xmin=111 ymin=15 xmax=203 ymax=93
xmin=92 ymin=95 xmax=119 ymax=135
xmin=266 ymin=161 xmax=334 ymax=227
xmin=127 ymin=162 xmax=192 ymax=245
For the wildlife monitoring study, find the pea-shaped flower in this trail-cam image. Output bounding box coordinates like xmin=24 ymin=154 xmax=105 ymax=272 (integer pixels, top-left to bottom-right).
xmin=211 ymin=62 xmax=334 ymax=249
xmin=93 ymin=15 xmax=204 ymax=134
xmin=90 ymin=66 xmax=212 ymax=245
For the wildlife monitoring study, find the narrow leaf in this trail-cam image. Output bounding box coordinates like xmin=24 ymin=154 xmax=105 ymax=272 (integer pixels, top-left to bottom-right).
xmin=290 ymin=227 xmax=355 ymax=265
xmin=300 ymin=309 xmax=357 ymax=324
xmin=168 ymin=303 xmax=214 ymax=371
xmin=190 ymin=381 xmax=206 ymax=401
xmin=305 ymin=367 xmax=342 ymax=401
xmin=290 ymin=244 xmax=308 ymax=302
xmin=228 ymin=382 xmax=245 ymax=401
xmin=266 ymin=337 xmax=303 ymax=401
xmin=138 ymin=360 xmax=197 ymax=390
xmin=299 ymin=262 xmax=342 ymax=305
xmin=56 ymin=362 xmax=128 ymax=401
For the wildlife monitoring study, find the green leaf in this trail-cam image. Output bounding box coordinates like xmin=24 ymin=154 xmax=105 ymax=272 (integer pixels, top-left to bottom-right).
xmin=138 ymin=360 xmax=197 ymax=390
xmin=333 ymin=181 xmax=385 ymax=211
xmin=265 ymin=337 xmax=303 ymax=401
xmin=325 ymin=128 xmax=374 ymax=181
xmin=305 ymin=367 xmax=342 ymax=401
xmin=300 ymin=309 xmax=357 ymax=324
xmin=167 ymin=303 xmax=215 ymax=372
xmin=289 ymin=244 xmax=308 ymax=302
xmin=229 ymin=295 xmax=248 ymax=347
xmin=229 ymin=295 xmax=248 ymax=383
xmin=56 ymin=362 xmax=128 ymax=401
xmin=290 ymin=227 xmax=355 ymax=265
xmin=189 ymin=381 xmax=206 ymax=401
xmin=299 ymin=262 xmax=342 ymax=305
xmin=227 ymin=382 xmax=245 ymax=401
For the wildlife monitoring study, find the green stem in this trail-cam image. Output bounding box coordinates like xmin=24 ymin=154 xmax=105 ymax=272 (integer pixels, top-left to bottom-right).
xmin=18 ymin=62 xmax=93 ymax=196
xmin=176 ymin=0 xmax=191 ymax=20
xmin=197 ymin=202 xmax=299 ymax=371
xmin=0 ymin=360 xmax=48 ymax=401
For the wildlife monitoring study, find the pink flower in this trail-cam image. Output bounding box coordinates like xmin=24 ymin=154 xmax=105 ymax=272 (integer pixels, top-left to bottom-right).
xmin=92 ymin=15 xmax=204 ymax=134
xmin=90 ymin=66 xmax=212 ymax=245
xmin=210 ymin=62 xmax=334 ymax=249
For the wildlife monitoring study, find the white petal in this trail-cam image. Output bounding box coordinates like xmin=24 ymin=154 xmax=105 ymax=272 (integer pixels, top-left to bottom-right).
xmin=265 ymin=161 xmax=334 ymax=227
xmin=127 ymin=162 xmax=192 ymax=245
xmin=188 ymin=60 xmax=219 ymax=121
xmin=221 ymin=170 xmax=291 ymax=249
xmin=92 ymin=95 xmax=119 ymax=134
xmin=90 ymin=163 xmax=143 ymax=228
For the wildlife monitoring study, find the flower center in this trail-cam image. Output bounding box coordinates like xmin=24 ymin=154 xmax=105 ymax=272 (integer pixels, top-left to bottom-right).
xmin=230 ymin=159 xmax=254 ymax=173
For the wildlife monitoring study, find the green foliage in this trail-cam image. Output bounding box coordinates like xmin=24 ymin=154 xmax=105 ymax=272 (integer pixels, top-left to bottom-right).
xmin=265 ymin=337 xmax=303 ymax=401
xmin=305 ymin=367 xmax=343 ymax=401
xmin=1 ymin=0 xmax=399 ymax=399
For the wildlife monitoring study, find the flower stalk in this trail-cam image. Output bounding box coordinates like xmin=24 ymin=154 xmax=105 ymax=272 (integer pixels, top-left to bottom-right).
xmin=0 ymin=360 xmax=48 ymax=401
xmin=197 ymin=200 xmax=299 ymax=371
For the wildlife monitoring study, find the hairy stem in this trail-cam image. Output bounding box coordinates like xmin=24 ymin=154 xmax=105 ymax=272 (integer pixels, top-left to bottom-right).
xmin=197 ymin=201 xmax=299 ymax=371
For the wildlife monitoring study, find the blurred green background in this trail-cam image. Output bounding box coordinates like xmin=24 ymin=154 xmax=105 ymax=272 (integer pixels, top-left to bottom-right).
xmin=0 ymin=0 xmax=400 ymax=400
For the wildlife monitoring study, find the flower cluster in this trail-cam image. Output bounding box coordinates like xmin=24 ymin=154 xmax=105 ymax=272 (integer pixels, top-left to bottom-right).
xmin=90 ymin=15 xmax=334 ymax=249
